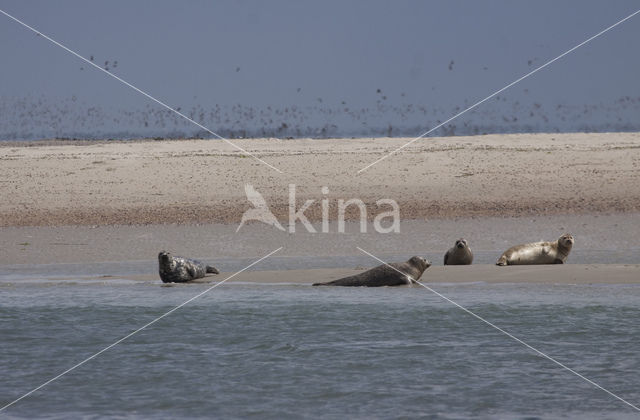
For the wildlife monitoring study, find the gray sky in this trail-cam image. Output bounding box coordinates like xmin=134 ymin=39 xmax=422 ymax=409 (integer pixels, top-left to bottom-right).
xmin=1 ymin=0 xmax=639 ymax=139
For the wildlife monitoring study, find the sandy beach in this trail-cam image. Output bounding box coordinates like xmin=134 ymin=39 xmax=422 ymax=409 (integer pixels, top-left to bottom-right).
xmin=1 ymin=132 xmax=639 ymax=226
xmin=4 ymin=265 xmax=635 ymax=287
xmin=2 ymin=132 xmax=640 ymax=285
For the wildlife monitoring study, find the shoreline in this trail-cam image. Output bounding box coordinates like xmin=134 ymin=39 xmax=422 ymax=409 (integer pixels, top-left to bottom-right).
xmin=1 ymin=132 xmax=639 ymax=227
xmin=4 ymin=265 xmax=640 ymax=286
xmin=149 ymin=264 xmax=640 ymax=285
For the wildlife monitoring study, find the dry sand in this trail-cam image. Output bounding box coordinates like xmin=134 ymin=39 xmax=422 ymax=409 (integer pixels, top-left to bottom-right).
xmin=1 ymin=132 xmax=639 ymax=227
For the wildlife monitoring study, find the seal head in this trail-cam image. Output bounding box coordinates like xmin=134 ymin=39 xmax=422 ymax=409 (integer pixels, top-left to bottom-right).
xmin=444 ymin=238 xmax=474 ymax=265
xmin=558 ymin=233 xmax=574 ymax=250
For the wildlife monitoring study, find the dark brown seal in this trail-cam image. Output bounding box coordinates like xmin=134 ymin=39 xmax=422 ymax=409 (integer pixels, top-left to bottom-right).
xmin=444 ymin=238 xmax=474 ymax=265
xmin=158 ymin=251 xmax=220 ymax=283
xmin=313 ymin=256 xmax=431 ymax=287
xmin=496 ymin=234 xmax=574 ymax=266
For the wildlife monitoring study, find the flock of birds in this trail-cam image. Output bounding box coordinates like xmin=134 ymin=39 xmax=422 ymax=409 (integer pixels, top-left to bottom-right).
xmin=3 ymin=50 xmax=640 ymax=141
xmin=3 ymin=92 xmax=639 ymax=141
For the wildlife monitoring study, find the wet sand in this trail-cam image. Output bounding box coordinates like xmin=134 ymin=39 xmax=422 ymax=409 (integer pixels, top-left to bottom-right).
xmin=2 ymin=214 xmax=639 ymax=266
xmin=1 ymin=132 xmax=639 ymax=226
xmin=173 ymin=265 xmax=640 ymax=285
xmin=2 ymin=214 xmax=640 ymax=286
xmin=4 ymin=265 xmax=639 ymax=286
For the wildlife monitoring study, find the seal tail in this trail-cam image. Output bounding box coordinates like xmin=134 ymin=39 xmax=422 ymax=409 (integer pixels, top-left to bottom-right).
xmin=206 ymin=265 xmax=220 ymax=274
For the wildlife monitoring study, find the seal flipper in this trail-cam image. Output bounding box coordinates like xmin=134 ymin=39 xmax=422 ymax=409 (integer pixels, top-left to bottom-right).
xmin=206 ymin=265 xmax=220 ymax=274
xmin=186 ymin=265 xmax=198 ymax=279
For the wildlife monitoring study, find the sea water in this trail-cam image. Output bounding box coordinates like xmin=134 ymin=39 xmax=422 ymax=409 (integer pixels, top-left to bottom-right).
xmin=1 ymin=278 xmax=639 ymax=419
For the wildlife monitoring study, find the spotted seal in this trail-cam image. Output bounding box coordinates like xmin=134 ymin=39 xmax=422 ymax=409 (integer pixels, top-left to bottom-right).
xmin=496 ymin=234 xmax=574 ymax=266
xmin=444 ymin=238 xmax=474 ymax=265
xmin=158 ymin=251 xmax=220 ymax=283
xmin=313 ymin=256 xmax=431 ymax=287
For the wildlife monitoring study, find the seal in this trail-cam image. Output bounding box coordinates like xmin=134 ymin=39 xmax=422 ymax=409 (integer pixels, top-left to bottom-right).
xmin=496 ymin=234 xmax=574 ymax=266
xmin=444 ymin=238 xmax=473 ymax=265
xmin=158 ymin=251 xmax=220 ymax=283
xmin=313 ymin=256 xmax=431 ymax=287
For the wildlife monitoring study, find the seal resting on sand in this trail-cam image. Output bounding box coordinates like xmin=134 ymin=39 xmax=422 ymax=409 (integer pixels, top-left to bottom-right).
xmin=313 ymin=256 xmax=431 ymax=287
xmin=444 ymin=238 xmax=473 ymax=265
xmin=158 ymin=251 xmax=220 ymax=283
xmin=496 ymin=234 xmax=574 ymax=266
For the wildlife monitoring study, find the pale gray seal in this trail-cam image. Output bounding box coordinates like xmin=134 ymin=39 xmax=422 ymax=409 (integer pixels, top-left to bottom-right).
xmin=444 ymin=238 xmax=473 ymax=265
xmin=158 ymin=251 xmax=220 ymax=283
xmin=496 ymin=234 xmax=574 ymax=266
xmin=313 ymin=256 xmax=431 ymax=287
